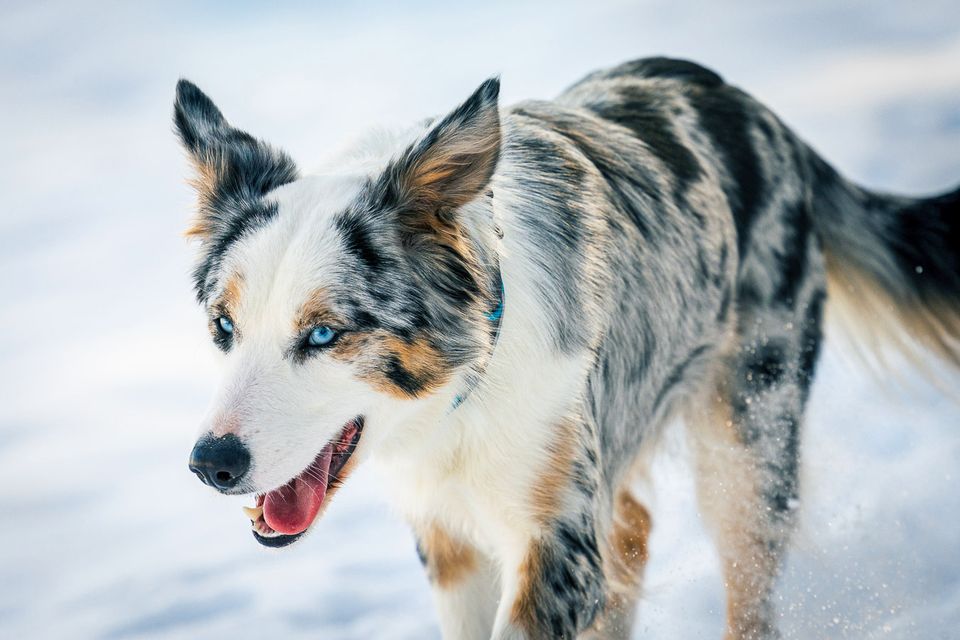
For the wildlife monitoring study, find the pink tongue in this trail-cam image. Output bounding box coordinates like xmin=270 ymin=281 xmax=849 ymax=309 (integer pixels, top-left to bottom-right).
xmin=263 ymin=445 xmax=333 ymax=535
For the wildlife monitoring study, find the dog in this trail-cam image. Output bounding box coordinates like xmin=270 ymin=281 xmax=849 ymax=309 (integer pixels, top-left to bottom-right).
xmin=176 ymin=57 xmax=959 ymax=639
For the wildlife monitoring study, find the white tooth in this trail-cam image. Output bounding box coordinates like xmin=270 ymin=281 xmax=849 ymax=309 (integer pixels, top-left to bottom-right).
xmin=243 ymin=505 xmax=264 ymax=521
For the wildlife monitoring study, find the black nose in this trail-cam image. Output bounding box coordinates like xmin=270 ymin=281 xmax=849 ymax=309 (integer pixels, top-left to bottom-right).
xmin=188 ymin=433 xmax=251 ymax=491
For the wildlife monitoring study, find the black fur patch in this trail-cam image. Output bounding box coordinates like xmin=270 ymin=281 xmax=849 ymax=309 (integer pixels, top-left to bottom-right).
xmin=716 ymin=285 xmax=733 ymax=322
xmin=763 ymin=413 xmax=801 ymax=516
xmin=585 ymin=85 xmax=702 ymax=200
xmin=626 ymin=57 xmax=725 ymax=87
xmin=797 ymin=289 xmax=825 ymax=396
xmin=772 ymin=200 xmax=814 ymax=306
xmin=889 ymin=185 xmax=960 ymax=303
xmin=744 ymin=340 xmax=789 ymax=389
xmin=382 ymin=353 xmax=428 ymax=397
xmin=337 ymin=215 xmax=385 ymax=274
xmin=688 ymin=85 xmax=766 ymax=256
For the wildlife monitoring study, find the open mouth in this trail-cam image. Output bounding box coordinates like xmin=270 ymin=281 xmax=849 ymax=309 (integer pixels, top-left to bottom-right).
xmin=243 ymin=416 xmax=364 ymax=548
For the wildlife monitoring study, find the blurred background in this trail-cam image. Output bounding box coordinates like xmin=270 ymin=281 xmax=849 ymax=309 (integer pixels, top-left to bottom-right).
xmin=1 ymin=1 xmax=959 ymax=638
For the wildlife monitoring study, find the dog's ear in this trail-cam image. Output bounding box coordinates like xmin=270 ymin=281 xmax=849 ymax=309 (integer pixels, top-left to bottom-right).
xmin=173 ymin=79 xmax=230 ymax=155
xmin=382 ymin=77 xmax=501 ymax=219
xmin=173 ymin=79 xmax=298 ymax=239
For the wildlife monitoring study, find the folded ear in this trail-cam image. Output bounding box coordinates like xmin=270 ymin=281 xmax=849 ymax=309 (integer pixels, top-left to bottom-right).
xmin=385 ymin=77 xmax=501 ymax=217
xmin=173 ymin=79 xmax=298 ymax=239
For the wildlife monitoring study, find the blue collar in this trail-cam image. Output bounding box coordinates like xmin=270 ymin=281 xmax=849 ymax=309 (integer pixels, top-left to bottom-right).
xmin=450 ymin=281 xmax=504 ymax=411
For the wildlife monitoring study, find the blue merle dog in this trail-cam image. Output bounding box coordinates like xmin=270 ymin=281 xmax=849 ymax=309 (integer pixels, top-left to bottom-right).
xmin=177 ymin=58 xmax=959 ymax=639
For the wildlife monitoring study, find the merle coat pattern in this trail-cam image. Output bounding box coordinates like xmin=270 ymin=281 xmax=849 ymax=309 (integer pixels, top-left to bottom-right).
xmin=175 ymin=58 xmax=960 ymax=639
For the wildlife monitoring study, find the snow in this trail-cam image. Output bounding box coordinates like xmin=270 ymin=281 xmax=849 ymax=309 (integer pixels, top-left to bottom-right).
xmin=1 ymin=1 xmax=958 ymax=638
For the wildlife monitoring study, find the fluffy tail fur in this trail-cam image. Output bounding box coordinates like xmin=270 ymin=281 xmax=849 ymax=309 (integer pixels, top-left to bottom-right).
xmin=808 ymin=151 xmax=960 ymax=373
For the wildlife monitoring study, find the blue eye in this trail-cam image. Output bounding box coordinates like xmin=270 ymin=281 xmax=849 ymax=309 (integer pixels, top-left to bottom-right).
xmin=217 ymin=316 xmax=234 ymax=334
xmin=308 ymin=326 xmax=337 ymax=347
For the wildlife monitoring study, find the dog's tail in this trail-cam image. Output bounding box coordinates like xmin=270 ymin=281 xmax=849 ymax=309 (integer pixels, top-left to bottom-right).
xmin=807 ymin=151 xmax=960 ymax=374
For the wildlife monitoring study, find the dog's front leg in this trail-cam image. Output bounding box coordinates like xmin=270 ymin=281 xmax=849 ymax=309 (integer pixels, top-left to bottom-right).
xmin=491 ymin=515 xmax=608 ymax=640
xmin=490 ymin=417 xmax=608 ymax=640
xmin=416 ymin=523 xmax=500 ymax=639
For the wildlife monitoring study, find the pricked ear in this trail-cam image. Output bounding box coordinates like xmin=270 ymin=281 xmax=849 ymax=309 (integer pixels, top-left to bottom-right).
xmin=393 ymin=77 xmax=502 ymax=214
xmin=174 ymin=79 xmax=229 ymax=155
xmin=172 ymin=79 xmax=298 ymax=239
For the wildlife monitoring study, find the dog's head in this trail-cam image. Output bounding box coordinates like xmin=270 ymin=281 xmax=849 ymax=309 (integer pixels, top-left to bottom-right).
xmin=175 ymin=78 xmax=502 ymax=547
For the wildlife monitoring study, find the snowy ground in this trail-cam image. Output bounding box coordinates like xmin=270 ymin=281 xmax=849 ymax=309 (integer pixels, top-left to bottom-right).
xmin=1 ymin=1 xmax=959 ymax=638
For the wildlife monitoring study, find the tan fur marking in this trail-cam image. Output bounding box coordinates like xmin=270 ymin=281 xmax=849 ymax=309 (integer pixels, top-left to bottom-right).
xmin=209 ymin=272 xmax=244 ymax=337
xmin=327 ymin=331 xmax=367 ymax=361
xmin=584 ymin=489 xmax=653 ymax=638
xmin=293 ymin=288 xmax=341 ymax=333
xmin=510 ymin=538 xmax=544 ymax=631
xmin=530 ymin=417 xmax=578 ymax=523
xmin=607 ymin=490 xmax=651 ymax=591
xmin=406 ymin=118 xmax=499 ymax=211
xmin=184 ymin=158 xmax=220 ymax=239
xmin=418 ymin=524 xmax=478 ymax=589
xmin=387 ymin=335 xmax=446 ymax=380
xmin=411 ymin=161 xmax=458 ymax=194
xmin=221 ymin=272 xmax=244 ymax=312
xmin=184 ymin=218 xmax=211 ymax=239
